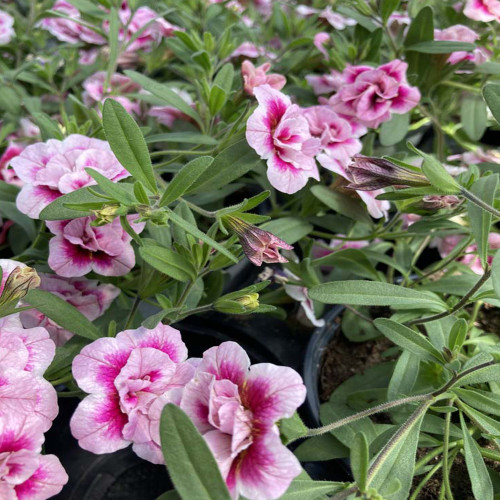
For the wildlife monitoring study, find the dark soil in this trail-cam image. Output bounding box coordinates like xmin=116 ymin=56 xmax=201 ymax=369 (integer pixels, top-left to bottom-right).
xmin=478 ymin=304 xmax=500 ymax=335
xmin=319 ymin=331 xmax=392 ymax=402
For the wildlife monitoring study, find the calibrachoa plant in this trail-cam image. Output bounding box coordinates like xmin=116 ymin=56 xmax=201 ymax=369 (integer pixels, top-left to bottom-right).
xmin=1 ymin=0 xmax=500 ymax=499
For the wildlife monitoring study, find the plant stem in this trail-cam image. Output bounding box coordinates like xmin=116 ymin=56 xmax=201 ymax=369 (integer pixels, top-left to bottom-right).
xmin=125 ymin=295 xmax=141 ymax=329
xmin=410 ymin=461 xmax=443 ymax=500
xmin=150 ymin=149 xmax=212 ymax=157
xmin=50 ymin=373 xmax=74 ymax=386
xmin=180 ymin=199 xmax=216 ymax=218
xmin=442 ymin=399 xmax=455 ymax=500
xmin=344 ymin=305 xmax=374 ymax=324
xmin=433 ymin=361 xmax=497 ymax=396
xmin=298 ymin=394 xmax=431 ymax=442
xmin=461 ymin=188 xmax=500 ymax=219
xmin=406 ymin=267 xmax=491 ymax=326
xmin=57 ymin=390 xmax=84 ymax=398
xmin=414 ymin=441 xmax=461 ymax=473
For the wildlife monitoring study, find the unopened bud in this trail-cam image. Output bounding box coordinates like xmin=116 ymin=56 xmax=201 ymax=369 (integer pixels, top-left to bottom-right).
xmin=214 ymin=293 xmax=260 ymax=314
xmin=91 ymin=204 xmax=124 ymax=226
xmin=0 ymin=266 xmax=40 ymax=306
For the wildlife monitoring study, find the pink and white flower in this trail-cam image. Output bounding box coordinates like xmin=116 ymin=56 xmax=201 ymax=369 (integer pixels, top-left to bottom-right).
xmin=82 ymin=72 xmax=142 ymax=115
xmin=306 ymin=71 xmax=344 ymax=95
xmin=246 ymin=85 xmax=321 ymax=194
xmin=241 ymin=60 xmax=286 ymax=96
xmin=148 ymin=88 xmax=194 ymax=127
xmin=46 ymin=215 xmax=145 ymax=278
xmin=20 ymin=274 xmax=120 ymax=346
xmin=230 ymin=42 xmax=276 ymax=60
xmin=319 ymin=6 xmax=356 ymax=29
xmin=0 ymin=142 xmax=25 ymax=186
xmin=39 ymin=0 xmax=105 ymax=44
xmin=0 ymin=10 xmax=14 ymax=45
xmin=70 ymin=324 xmax=194 ymax=464
xmin=313 ymin=32 xmax=330 ymax=60
xmin=181 ymin=341 xmax=306 ymax=500
xmin=11 ymin=134 xmax=130 ymax=219
xmin=304 ymin=105 xmax=366 ymax=173
xmin=434 ymin=25 xmax=489 ymax=65
xmin=464 ymin=0 xmax=500 ymax=22
xmin=327 ymin=60 xmax=421 ymax=129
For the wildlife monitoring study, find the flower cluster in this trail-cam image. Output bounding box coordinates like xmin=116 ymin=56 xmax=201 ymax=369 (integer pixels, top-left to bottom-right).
xmin=71 ymin=326 xmax=306 ymax=500
xmin=0 ymin=260 xmax=68 ymax=499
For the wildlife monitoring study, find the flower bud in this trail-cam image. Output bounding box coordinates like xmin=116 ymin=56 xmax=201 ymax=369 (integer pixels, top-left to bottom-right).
xmin=0 ymin=266 xmax=40 ymax=307
xmin=214 ymin=293 xmax=260 ymax=314
xmin=346 ymin=155 xmax=430 ymax=191
xmin=223 ymin=216 xmax=293 ymax=266
xmin=91 ymin=204 xmax=126 ymax=226
xmin=415 ymin=195 xmax=462 ymax=212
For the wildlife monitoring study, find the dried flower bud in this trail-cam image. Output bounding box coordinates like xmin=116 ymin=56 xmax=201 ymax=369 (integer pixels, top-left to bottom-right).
xmin=91 ymin=204 xmax=125 ymax=226
xmin=0 ymin=266 xmax=40 ymax=306
xmin=420 ymin=195 xmax=462 ymax=210
xmin=224 ymin=216 xmax=293 ymax=266
xmin=346 ymin=155 xmax=430 ymax=191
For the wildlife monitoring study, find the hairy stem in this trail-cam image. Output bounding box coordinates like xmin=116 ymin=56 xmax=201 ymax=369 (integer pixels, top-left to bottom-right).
xmin=442 ymin=399 xmax=455 ymax=500
xmin=461 ymin=188 xmax=500 ymax=219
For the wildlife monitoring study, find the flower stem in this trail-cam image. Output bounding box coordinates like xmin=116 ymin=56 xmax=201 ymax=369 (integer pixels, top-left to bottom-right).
xmin=406 ymin=267 xmax=491 ymax=326
xmin=442 ymin=399 xmax=455 ymax=500
xmin=461 ymin=188 xmax=500 ymax=219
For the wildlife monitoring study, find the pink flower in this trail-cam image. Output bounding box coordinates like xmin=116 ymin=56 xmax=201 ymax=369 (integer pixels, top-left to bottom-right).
xmin=78 ymin=48 xmax=99 ymax=65
xmin=434 ymin=25 xmax=489 ymax=65
xmin=246 ymin=85 xmax=321 ymax=194
xmin=225 ymin=216 xmax=293 ymax=266
xmin=313 ymin=32 xmax=330 ymax=60
xmin=449 ymin=147 xmax=500 ymax=166
xmin=116 ymin=3 xmax=181 ymax=53
xmin=319 ymin=6 xmax=356 ymax=29
xmin=433 ymin=233 xmax=500 ymax=274
xmin=230 ymin=42 xmax=276 ymax=60
xmin=46 ymin=215 xmax=145 ymax=278
xmin=304 ymin=105 xmax=366 ymax=173
xmin=82 ymin=71 xmax=142 ymax=115
xmin=180 ymin=342 xmax=306 ymax=500
xmin=241 ymin=60 xmax=286 ymax=96
xmin=0 ymin=415 xmax=67 ymax=500
xmin=0 ymin=10 xmax=14 ymax=45
xmin=328 ymin=60 xmax=421 ymax=128
xmin=0 ymin=142 xmax=25 ymax=186
xmin=306 ymin=71 xmax=344 ymax=95
xmin=148 ymin=88 xmax=194 ymax=127
xmin=39 ymin=0 xmax=105 ymax=44
xmin=464 ymin=0 xmax=500 ymax=22
xmin=70 ymin=324 xmax=194 ymax=464
xmin=11 ymin=134 xmax=130 ymax=219
xmin=20 ymin=274 xmax=120 ymax=346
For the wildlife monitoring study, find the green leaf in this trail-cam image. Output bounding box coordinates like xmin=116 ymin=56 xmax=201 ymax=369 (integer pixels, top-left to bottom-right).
xmin=374 ymin=318 xmax=446 ymax=364
xmin=459 ymin=401 xmax=500 ymax=446
xmin=294 ymin=434 xmax=349 ymax=462
xmin=460 ymin=412 xmax=494 ymax=500
xmin=448 ymin=318 xmax=468 ymax=351
xmin=406 ymin=41 xmax=475 ymax=53
xmin=312 ymin=249 xmax=380 ymax=280
xmin=125 ymin=70 xmax=203 ymax=128
xmin=102 ymin=99 xmax=157 ymax=193
xmin=139 ymin=245 xmax=196 ymax=282
xmin=309 ymin=281 xmax=447 ymax=312
xmin=213 ymin=63 xmax=234 ymax=94
xmin=167 ymin=210 xmax=238 ymax=263
xmin=24 ymin=289 xmax=101 ymax=340
xmin=159 ymin=404 xmax=231 ymax=500
xmin=32 ymin=112 xmax=63 ymax=141
xmin=0 ymin=201 xmax=36 ymax=240
xmin=146 ymin=132 xmax=218 ymax=146
xmin=209 ymin=85 xmax=227 ymax=115
xmin=157 ymin=490 xmax=182 ymax=500
xmin=379 ymin=113 xmax=409 ymax=146
xmin=461 ymin=95 xmax=487 ymax=141
xmin=404 ymin=6 xmax=433 ymax=47
xmin=453 ymin=363 xmax=500 ymax=387
xmin=260 ymin=217 xmax=312 ymax=244
xmin=467 ymin=174 xmax=498 ymax=268
xmin=492 ymin=251 xmax=500 ymax=300
xmin=454 ymin=388 xmax=500 ymax=417
xmin=351 ymin=432 xmax=369 ymax=492
xmin=107 ymin=8 xmax=120 ymax=80
xmin=407 ymin=144 xmax=460 ymax=194
xmin=311 ymin=185 xmax=372 ymax=224
xmin=159 ymin=156 xmax=213 ymax=207
xmin=279 ymin=479 xmax=346 ymax=500
xmin=186 ymin=140 xmax=259 ymax=194
xmin=280 ymin=412 xmax=308 ymax=444
xmin=85 ymin=168 xmax=136 ymax=206
xmin=483 ymin=83 xmax=500 ymax=125
xmin=387 ymin=351 xmax=420 ymax=400
xmin=380 ymin=0 xmax=400 ymax=23
xmin=39 ymin=188 xmax=107 ymax=220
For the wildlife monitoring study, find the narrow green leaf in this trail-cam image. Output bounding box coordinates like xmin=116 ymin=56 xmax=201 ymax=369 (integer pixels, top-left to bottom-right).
xmin=467 ymin=175 xmax=498 ymax=267
xmin=39 ymin=188 xmax=109 ymax=220
xmin=351 ymin=433 xmax=369 ymax=492
xmin=492 ymin=251 xmax=500 ymax=300
xmin=25 ymin=289 xmax=101 ymax=340
xmin=454 ymin=388 xmax=500 ymax=417
xmin=388 ymin=351 xmax=420 ymax=400
xmin=139 ymin=245 xmax=196 ymax=282
xmin=0 ymin=201 xmax=36 ymax=240
xmin=453 ymin=363 xmax=500 ymax=387
xmin=406 ymin=41 xmax=475 ymax=54
xmin=157 ymin=490 xmax=182 ymax=500
xmin=309 ymin=281 xmax=447 ymax=312
xmin=159 ymin=404 xmax=231 ymax=500
xmin=85 ymin=168 xmax=136 ymax=205
xmin=312 ymin=249 xmax=379 ymax=280
xmin=168 ymin=210 xmax=238 ymax=263
xmin=280 ymin=412 xmax=308 ymax=445
xmin=380 ymin=0 xmax=400 ymax=23
xmin=483 ymin=83 xmax=500 ymax=125
xmin=294 ymin=434 xmax=349 ymax=462
xmin=32 ymin=112 xmax=63 ymax=141
xmin=448 ymin=318 xmax=468 ymax=351
xmin=102 ymin=99 xmax=157 ymax=193
xmin=374 ymin=318 xmax=446 ymax=364
xmin=460 ymin=412 xmax=494 ymax=500
xmin=279 ymin=479 xmax=346 ymax=500
xmin=461 ymin=95 xmax=487 ymax=141
xmin=125 ymin=70 xmax=203 ymax=127
xmin=146 ymin=132 xmax=218 ymax=146
xmin=159 ymin=156 xmax=213 ymax=207
xmin=260 ymin=217 xmax=312 ymax=244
